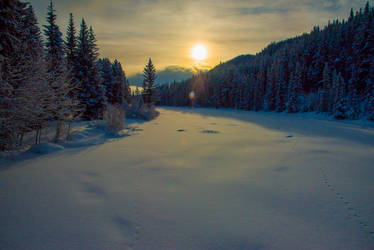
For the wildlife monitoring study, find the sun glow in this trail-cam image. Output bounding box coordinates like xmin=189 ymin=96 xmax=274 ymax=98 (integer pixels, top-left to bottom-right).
xmin=191 ymin=44 xmax=208 ymax=61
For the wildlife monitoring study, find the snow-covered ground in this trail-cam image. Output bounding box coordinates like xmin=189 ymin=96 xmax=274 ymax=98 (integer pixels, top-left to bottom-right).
xmin=1 ymin=107 xmax=374 ymax=249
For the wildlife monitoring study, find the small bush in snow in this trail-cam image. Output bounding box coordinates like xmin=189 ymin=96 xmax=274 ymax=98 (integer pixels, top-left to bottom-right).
xmin=103 ymin=104 xmax=125 ymax=134
xmin=126 ymin=96 xmax=159 ymax=121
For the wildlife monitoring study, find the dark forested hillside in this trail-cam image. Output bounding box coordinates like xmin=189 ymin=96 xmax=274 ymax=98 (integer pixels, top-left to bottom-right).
xmin=158 ymin=2 xmax=374 ymax=120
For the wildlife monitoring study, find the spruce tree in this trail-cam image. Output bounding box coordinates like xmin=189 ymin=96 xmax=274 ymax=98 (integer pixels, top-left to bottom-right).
xmin=334 ymin=73 xmax=348 ymax=120
xmin=98 ymin=58 xmax=113 ymax=103
xmin=143 ymin=58 xmax=157 ymax=104
xmin=112 ymin=59 xmax=128 ymax=105
xmin=319 ymin=62 xmax=331 ymax=112
xmin=76 ymin=19 xmax=106 ymax=120
xmin=65 ymin=12 xmax=79 ymax=99
xmin=43 ymin=0 xmax=64 ymax=74
xmin=0 ymin=1 xmax=55 ymax=148
xmin=287 ymin=62 xmax=303 ymax=113
xmin=65 ymin=13 xmax=77 ymax=69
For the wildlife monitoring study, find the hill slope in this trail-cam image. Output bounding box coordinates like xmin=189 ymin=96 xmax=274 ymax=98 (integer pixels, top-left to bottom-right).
xmin=158 ymin=2 xmax=374 ymax=120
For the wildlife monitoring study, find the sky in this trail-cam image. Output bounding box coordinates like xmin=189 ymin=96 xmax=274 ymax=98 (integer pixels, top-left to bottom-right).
xmin=30 ymin=0 xmax=373 ymax=79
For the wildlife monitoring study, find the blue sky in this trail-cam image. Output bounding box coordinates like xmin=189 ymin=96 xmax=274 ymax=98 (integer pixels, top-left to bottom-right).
xmin=30 ymin=0 xmax=372 ymax=77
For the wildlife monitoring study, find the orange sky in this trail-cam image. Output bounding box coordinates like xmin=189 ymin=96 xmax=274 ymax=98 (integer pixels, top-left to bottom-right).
xmin=30 ymin=0 xmax=372 ymax=76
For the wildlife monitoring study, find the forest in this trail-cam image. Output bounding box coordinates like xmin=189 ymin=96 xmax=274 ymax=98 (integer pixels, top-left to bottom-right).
xmin=0 ymin=0 xmax=157 ymax=150
xmin=158 ymin=2 xmax=374 ymax=121
xmin=2 ymin=1 xmax=374 ymax=151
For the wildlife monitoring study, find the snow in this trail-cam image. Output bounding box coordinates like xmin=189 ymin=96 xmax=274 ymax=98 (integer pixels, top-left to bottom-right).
xmin=1 ymin=107 xmax=374 ymax=249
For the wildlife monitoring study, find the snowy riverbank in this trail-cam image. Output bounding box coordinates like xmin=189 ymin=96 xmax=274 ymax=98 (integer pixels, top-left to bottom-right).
xmin=1 ymin=107 xmax=373 ymax=249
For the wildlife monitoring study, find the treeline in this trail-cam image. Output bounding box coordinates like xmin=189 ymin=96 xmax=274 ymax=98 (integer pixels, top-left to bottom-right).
xmin=0 ymin=0 xmax=130 ymax=150
xmin=159 ymin=2 xmax=374 ymax=121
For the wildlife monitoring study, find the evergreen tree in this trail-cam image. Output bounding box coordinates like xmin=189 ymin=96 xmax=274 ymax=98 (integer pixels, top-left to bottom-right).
xmin=319 ymin=62 xmax=331 ymax=112
xmin=0 ymin=1 xmax=57 ymax=148
xmin=287 ymin=62 xmax=303 ymax=113
xmin=65 ymin=12 xmax=79 ymax=98
xmin=143 ymin=58 xmax=157 ymax=104
xmin=111 ymin=59 xmax=126 ymax=105
xmin=44 ymin=1 xmax=80 ymax=141
xmin=43 ymin=0 xmax=64 ymax=74
xmin=65 ymin=13 xmax=77 ymax=69
xmin=88 ymin=26 xmax=99 ymax=62
xmin=76 ymin=19 xmax=106 ymax=120
xmin=98 ymin=58 xmax=113 ymax=102
xmin=334 ymin=73 xmax=348 ymax=120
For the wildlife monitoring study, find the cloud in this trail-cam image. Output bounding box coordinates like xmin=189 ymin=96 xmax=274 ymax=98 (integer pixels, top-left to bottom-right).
xmin=29 ymin=0 xmax=373 ymax=75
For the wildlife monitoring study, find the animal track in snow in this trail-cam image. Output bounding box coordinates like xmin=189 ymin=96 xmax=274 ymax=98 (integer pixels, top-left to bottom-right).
xmin=320 ymin=167 xmax=374 ymax=238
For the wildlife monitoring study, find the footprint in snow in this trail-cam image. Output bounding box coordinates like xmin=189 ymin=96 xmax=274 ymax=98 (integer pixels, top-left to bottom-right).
xmin=112 ymin=215 xmax=139 ymax=246
xmin=82 ymin=182 xmax=106 ymax=196
xmin=83 ymin=171 xmax=100 ymax=177
xmin=274 ymin=166 xmax=291 ymax=172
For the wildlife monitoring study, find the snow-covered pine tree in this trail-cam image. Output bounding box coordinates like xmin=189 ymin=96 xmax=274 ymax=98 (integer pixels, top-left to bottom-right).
xmin=19 ymin=4 xmax=54 ymax=141
xmin=287 ymin=62 xmax=303 ymax=113
xmin=264 ymin=64 xmax=276 ymax=111
xmin=275 ymin=74 xmax=287 ymax=112
xmin=366 ymin=61 xmax=374 ymax=120
xmin=368 ymin=84 xmax=374 ymax=120
xmin=352 ymin=2 xmax=373 ymax=93
xmin=43 ymin=0 xmax=64 ymax=74
xmin=319 ymin=62 xmax=331 ymax=113
xmin=98 ymin=58 xmax=113 ymax=103
xmin=287 ymin=75 xmax=298 ymax=113
xmin=334 ymin=73 xmax=348 ymax=120
xmin=65 ymin=13 xmax=77 ymax=68
xmin=76 ymin=19 xmax=106 ymax=120
xmin=88 ymin=26 xmax=99 ymax=62
xmin=347 ymin=67 xmax=360 ymax=119
xmin=64 ymin=13 xmax=80 ymax=100
xmin=0 ymin=1 xmax=55 ymax=149
xmin=44 ymin=1 xmax=81 ymax=141
xmin=0 ymin=0 xmax=29 ymax=149
xmin=111 ymin=59 xmax=126 ymax=105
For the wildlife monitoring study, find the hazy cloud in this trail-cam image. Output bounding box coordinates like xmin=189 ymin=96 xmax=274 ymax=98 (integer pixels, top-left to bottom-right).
xmin=29 ymin=0 xmax=372 ymax=75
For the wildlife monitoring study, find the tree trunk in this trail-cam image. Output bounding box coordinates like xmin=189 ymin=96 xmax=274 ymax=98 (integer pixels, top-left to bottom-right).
xmin=66 ymin=122 xmax=72 ymax=141
xmin=54 ymin=121 xmax=62 ymax=143
xmin=35 ymin=129 xmax=40 ymax=145
xmin=38 ymin=127 xmax=42 ymax=144
xmin=19 ymin=133 xmax=24 ymax=147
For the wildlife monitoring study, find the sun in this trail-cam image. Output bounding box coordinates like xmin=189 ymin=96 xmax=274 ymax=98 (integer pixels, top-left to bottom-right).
xmin=191 ymin=44 xmax=207 ymax=61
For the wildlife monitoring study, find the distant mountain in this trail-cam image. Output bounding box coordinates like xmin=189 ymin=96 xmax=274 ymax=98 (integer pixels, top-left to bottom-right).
xmin=128 ymin=65 xmax=195 ymax=86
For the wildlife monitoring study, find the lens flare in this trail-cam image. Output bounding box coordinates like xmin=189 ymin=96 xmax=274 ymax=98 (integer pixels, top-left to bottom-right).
xmin=189 ymin=91 xmax=195 ymax=99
